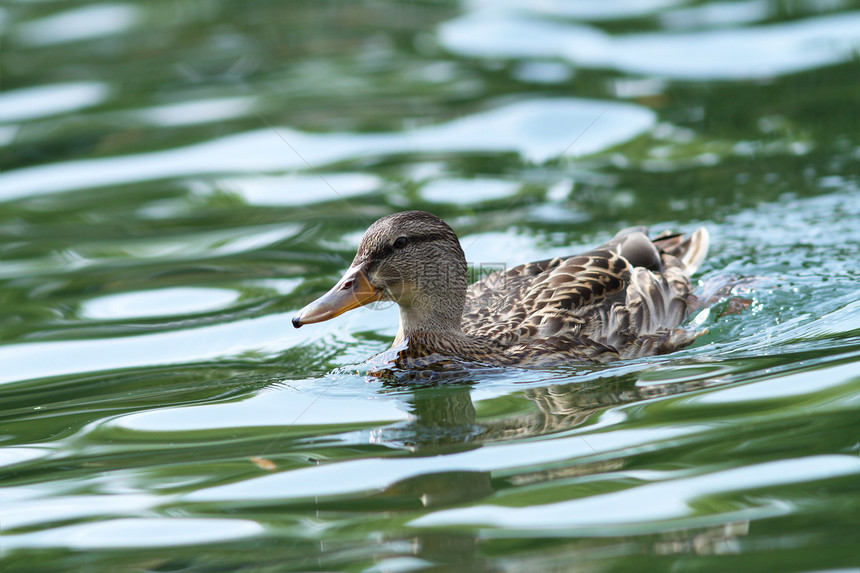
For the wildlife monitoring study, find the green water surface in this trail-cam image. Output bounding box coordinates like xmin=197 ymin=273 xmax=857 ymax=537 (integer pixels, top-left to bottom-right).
xmin=1 ymin=1 xmax=859 ymax=572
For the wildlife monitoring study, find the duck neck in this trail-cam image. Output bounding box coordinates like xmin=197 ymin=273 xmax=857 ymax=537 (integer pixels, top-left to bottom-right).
xmin=393 ymin=287 xmax=465 ymax=346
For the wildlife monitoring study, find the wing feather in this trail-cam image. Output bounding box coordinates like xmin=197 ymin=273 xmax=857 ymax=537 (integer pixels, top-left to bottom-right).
xmin=462 ymin=227 xmax=709 ymax=361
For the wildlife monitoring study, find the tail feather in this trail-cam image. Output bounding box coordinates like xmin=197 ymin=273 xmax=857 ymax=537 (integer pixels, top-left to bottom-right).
xmin=654 ymin=227 xmax=709 ymax=277
xmin=678 ymin=228 xmax=709 ymax=276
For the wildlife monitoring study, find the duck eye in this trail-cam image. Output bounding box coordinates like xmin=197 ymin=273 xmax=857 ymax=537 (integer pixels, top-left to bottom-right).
xmin=393 ymin=236 xmax=408 ymax=249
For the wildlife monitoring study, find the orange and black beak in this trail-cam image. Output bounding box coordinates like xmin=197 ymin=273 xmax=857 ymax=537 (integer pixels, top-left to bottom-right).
xmin=292 ymin=264 xmax=382 ymax=328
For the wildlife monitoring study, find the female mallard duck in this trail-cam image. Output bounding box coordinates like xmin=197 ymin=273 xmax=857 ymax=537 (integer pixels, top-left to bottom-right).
xmin=293 ymin=211 xmax=709 ymax=368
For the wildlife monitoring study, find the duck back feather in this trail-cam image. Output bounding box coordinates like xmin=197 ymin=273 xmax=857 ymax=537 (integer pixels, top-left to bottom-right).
xmin=462 ymin=226 xmax=709 ymax=363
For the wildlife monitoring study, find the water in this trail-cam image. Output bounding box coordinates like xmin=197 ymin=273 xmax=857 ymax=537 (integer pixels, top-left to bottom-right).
xmin=2 ymin=1 xmax=859 ymax=571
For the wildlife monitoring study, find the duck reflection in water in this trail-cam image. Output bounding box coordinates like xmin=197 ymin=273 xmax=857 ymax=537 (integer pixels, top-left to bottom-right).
xmin=361 ymin=371 xmax=748 ymax=568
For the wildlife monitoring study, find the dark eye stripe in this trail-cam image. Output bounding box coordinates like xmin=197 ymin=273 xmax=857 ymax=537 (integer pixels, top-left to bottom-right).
xmin=365 ymin=232 xmax=453 ymax=270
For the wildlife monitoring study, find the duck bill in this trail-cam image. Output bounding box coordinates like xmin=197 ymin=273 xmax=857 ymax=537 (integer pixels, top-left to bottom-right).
xmin=292 ymin=264 xmax=382 ymax=328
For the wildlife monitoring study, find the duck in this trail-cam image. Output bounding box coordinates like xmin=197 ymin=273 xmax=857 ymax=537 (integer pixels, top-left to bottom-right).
xmin=292 ymin=210 xmax=709 ymax=369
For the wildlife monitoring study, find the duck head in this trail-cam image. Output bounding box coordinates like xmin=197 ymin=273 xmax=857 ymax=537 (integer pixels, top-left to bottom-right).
xmin=292 ymin=211 xmax=468 ymax=335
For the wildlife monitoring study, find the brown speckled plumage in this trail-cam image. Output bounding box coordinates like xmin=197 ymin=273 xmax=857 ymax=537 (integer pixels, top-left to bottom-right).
xmin=294 ymin=211 xmax=709 ymax=370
